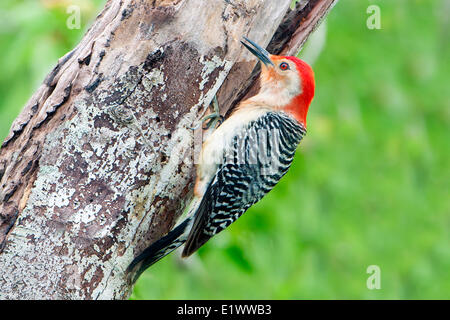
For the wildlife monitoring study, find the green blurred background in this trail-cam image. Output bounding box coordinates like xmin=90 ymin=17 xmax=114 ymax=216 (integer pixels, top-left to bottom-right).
xmin=1 ymin=0 xmax=449 ymax=299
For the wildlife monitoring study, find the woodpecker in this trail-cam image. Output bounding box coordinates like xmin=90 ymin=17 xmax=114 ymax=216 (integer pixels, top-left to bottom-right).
xmin=128 ymin=37 xmax=315 ymax=280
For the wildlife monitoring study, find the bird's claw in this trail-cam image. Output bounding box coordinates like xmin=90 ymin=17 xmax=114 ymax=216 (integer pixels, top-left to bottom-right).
xmin=190 ymin=95 xmax=223 ymax=131
xmin=202 ymin=113 xmax=224 ymax=130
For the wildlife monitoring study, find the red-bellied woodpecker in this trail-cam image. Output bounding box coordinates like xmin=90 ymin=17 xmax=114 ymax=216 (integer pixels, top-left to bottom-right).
xmin=128 ymin=37 xmax=315 ymax=279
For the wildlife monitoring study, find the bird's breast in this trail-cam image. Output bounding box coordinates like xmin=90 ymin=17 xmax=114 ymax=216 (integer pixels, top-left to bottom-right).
xmin=194 ymin=107 xmax=270 ymax=196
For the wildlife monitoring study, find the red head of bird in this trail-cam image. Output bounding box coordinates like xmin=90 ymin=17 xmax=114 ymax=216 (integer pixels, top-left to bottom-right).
xmin=241 ymin=37 xmax=315 ymax=128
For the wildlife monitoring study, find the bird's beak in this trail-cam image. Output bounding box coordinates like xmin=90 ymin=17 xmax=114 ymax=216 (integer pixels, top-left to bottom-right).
xmin=241 ymin=37 xmax=274 ymax=67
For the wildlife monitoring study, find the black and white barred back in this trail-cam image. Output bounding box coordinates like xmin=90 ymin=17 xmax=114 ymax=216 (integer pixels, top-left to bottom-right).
xmin=182 ymin=111 xmax=306 ymax=256
xmin=128 ymin=111 xmax=306 ymax=278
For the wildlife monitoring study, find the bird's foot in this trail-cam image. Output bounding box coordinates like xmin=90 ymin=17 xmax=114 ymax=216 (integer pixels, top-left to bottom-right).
xmin=191 ymin=96 xmax=223 ymax=130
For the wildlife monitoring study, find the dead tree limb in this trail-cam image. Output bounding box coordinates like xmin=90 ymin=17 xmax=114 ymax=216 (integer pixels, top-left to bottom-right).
xmin=0 ymin=0 xmax=337 ymax=299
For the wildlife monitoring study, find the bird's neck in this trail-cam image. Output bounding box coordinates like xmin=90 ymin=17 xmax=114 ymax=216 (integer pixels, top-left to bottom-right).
xmin=241 ymin=89 xmax=310 ymax=128
xmin=282 ymin=94 xmax=310 ymax=128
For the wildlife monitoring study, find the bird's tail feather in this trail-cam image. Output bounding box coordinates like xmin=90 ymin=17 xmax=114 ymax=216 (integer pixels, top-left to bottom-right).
xmin=128 ymin=217 xmax=192 ymax=281
xmin=127 ymin=197 xmax=202 ymax=282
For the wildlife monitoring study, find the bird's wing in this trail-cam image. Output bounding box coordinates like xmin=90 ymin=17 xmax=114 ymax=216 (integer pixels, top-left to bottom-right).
xmin=182 ymin=112 xmax=306 ymax=257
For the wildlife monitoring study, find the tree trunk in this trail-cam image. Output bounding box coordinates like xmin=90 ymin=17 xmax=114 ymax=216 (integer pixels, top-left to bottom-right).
xmin=0 ymin=0 xmax=337 ymax=299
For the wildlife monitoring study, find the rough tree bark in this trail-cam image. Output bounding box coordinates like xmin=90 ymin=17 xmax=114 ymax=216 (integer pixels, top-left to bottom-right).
xmin=0 ymin=0 xmax=337 ymax=299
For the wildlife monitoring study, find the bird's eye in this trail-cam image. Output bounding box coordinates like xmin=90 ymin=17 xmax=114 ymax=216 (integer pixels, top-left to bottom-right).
xmin=279 ymin=62 xmax=290 ymax=71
